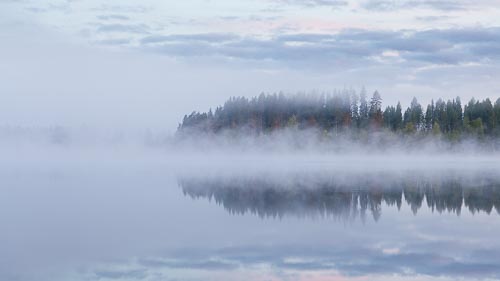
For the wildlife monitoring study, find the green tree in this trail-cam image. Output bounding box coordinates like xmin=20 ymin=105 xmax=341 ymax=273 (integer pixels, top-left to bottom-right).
xmin=359 ymin=87 xmax=369 ymax=128
xmin=369 ymin=91 xmax=383 ymax=127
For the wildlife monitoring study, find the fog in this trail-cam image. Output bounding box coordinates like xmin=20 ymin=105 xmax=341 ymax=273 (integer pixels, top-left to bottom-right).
xmin=2 ymin=124 xmax=500 ymax=162
xmin=2 ymin=23 xmax=499 ymax=281
xmin=3 ymin=2 xmax=500 ymax=281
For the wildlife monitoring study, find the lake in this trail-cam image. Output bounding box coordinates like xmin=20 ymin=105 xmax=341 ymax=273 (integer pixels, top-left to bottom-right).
xmin=2 ymin=151 xmax=500 ymax=281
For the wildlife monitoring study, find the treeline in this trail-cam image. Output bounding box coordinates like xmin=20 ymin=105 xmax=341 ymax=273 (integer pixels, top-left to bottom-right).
xmin=178 ymin=89 xmax=500 ymax=138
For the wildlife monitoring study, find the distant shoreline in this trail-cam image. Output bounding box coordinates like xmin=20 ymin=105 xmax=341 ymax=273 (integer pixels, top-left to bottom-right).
xmin=178 ymin=91 xmax=500 ymax=141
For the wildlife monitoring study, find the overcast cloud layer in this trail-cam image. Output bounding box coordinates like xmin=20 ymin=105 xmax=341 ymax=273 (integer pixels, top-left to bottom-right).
xmin=1 ymin=0 xmax=499 ymax=130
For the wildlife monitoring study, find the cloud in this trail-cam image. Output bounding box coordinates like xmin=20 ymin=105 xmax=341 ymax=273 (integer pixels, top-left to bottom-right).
xmin=140 ymin=33 xmax=239 ymax=44
xmin=96 ymin=23 xmax=150 ymax=34
xmin=363 ymin=0 xmax=469 ymax=11
xmin=96 ymin=14 xmax=130 ymax=21
xmin=24 ymin=6 xmax=48 ymax=13
xmin=96 ymin=38 xmax=132 ymax=45
xmin=94 ymin=269 xmax=147 ymax=279
xmin=364 ymin=0 xmax=500 ymax=11
xmin=90 ymin=4 xmax=150 ymax=14
xmin=137 ymin=27 xmax=500 ymax=67
xmin=415 ymin=15 xmax=454 ymax=22
xmin=274 ymin=0 xmax=348 ymax=8
xmin=87 ymin=244 xmax=500 ymax=280
xmin=138 ymin=258 xmax=239 ymax=270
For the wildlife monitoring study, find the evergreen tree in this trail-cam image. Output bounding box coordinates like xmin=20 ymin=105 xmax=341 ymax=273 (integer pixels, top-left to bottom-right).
xmin=395 ymin=102 xmax=403 ymax=131
xmin=351 ymin=92 xmax=360 ymax=125
xmin=495 ymin=98 xmax=500 ymax=135
xmin=369 ymin=91 xmax=383 ymax=127
xmin=424 ymin=104 xmax=433 ymax=132
xmin=359 ymin=87 xmax=369 ymax=128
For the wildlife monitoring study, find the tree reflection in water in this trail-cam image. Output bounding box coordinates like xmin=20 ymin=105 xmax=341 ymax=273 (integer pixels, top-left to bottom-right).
xmin=178 ymin=172 xmax=500 ymax=221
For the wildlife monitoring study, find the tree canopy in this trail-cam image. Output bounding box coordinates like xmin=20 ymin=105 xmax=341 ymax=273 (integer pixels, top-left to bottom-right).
xmin=178 ymin=90 xmax=500 ymax=139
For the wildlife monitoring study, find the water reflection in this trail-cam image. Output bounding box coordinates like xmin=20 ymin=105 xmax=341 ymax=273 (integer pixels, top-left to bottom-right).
xmin=179 ymin=171 xmax=500 ymax=220
xmin=3 ymin=165 xmax=500 ymax=281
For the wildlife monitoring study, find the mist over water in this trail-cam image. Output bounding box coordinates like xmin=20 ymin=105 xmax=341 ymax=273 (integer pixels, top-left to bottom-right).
xmin=2 ymin=129 xmax=500 ymax=281
xmin=2 ymin=124 xmax=500 ymax=159
xmin=1 ymin=116 xmax=500 ymax=281
xmin=3 ymin=0 xmax=500 ymax=279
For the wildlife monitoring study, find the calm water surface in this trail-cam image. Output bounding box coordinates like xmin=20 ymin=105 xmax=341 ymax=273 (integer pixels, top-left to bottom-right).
xmin=2 ymin=157 xmax=500 ymax=281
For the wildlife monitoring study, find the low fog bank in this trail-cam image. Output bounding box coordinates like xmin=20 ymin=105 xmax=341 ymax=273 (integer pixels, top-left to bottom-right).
xmin=1 ymin=126 xmax=500 ymax=171
xmin=0 ymin=126 xmax=170 ymax=147
xmin=174 ymin=127 xmax=500 ymax=154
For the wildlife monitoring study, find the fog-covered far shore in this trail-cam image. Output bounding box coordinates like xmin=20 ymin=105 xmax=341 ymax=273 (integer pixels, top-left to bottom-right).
xmin=2 ymin=125 xmax=500 ymax=151
xmin=1 ymin=125 xmax=499 ymax=176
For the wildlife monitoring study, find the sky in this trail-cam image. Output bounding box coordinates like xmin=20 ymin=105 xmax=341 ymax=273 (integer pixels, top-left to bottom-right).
xmin=1 ymin=0 xmax=500 ymax=131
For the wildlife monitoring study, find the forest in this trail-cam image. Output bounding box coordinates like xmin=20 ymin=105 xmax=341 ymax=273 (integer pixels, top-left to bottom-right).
xmin=177 ymin=89 xmax=500 ymax=139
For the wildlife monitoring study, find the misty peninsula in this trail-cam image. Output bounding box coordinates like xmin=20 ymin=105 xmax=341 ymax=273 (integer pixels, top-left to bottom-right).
xmin=177 ymin=91 xmax=500 ymax=144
